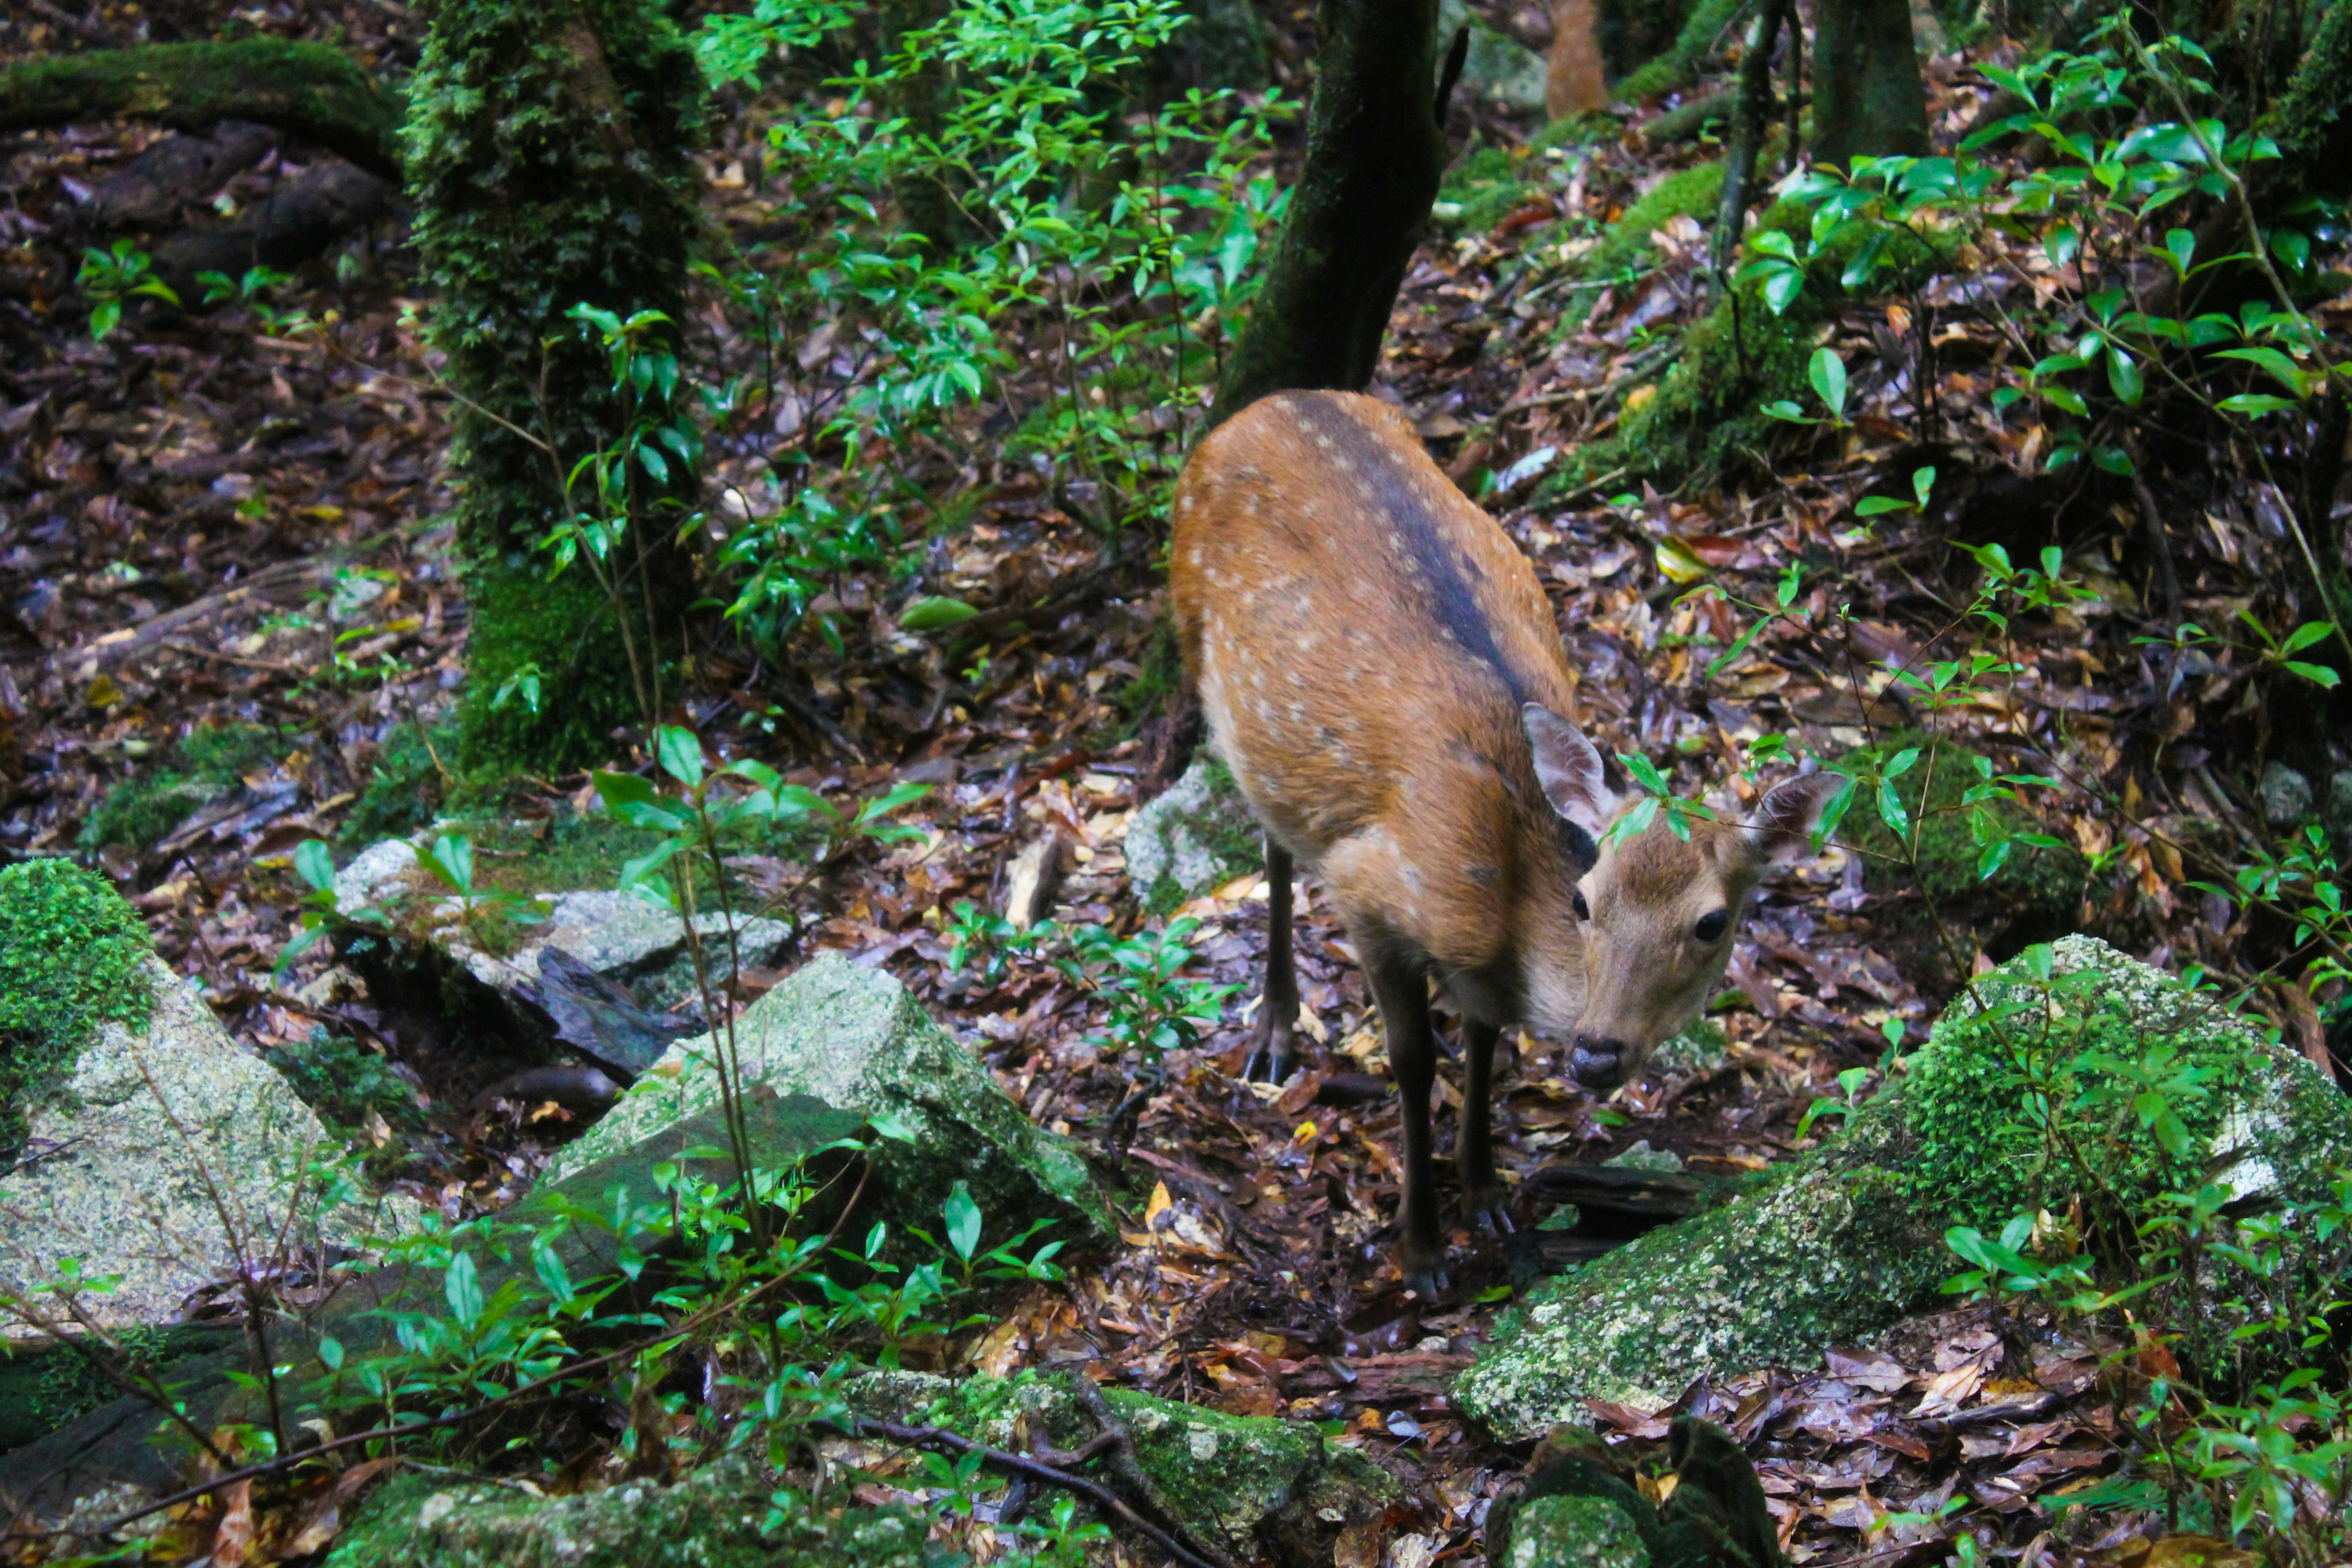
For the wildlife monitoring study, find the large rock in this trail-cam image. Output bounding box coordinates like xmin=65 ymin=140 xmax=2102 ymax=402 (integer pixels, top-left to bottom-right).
xmin=1124 ymin=755 xmax=1263 ymax=914
xmin=0 ymin=958 xmax=410 ymax=1336
xmin=1455 ymin=936 xmax=2352 ymax=1440
xmin=546 ymin=952 xmax=1111 ymax=1243
xmin=850 ymin=1369 xmax=1401 ymax=1568
xmin=1439 ymin=0 xmax=1551 ymax=112
xmin=328 ymin=1457 xmax=944 ymax=1568
xmin=333 ymin=838 xmax=794 ymax=1075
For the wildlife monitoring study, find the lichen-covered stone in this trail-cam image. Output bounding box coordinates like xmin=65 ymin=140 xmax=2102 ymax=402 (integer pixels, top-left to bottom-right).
xmin=1505 ymin=1493 xmax=1653 ymax=1568
xmin=325 ymin=1458 xmax=948 ymax=1568
xmin=546 ymin=952 xmax=1110 ymax=1241
xmin=332 ymin=839 xmax=793 ymax=1071
xmin=1456 ymin=935 xmax=2352 ymax=1439
xmin=1125 ymin=756 xmax=1263 ymax=915
xmin=0 ymin=959 xmax=413 ymax=1337
xmin=849 ymin=1370 xmax=1399 ymax=1568
xmin=1439 ymin=0 xmax=1550 ymax=111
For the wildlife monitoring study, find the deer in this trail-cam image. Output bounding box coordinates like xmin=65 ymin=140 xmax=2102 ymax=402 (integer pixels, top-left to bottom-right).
xmin=1169 ymin=390 xmax=1842 ymax=1293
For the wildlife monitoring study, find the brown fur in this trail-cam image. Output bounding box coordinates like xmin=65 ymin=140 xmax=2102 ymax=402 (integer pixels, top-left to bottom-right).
xmin=1172 ymin=391 xmax=1585 ymax=996
xmin=1172 ymin=390 xmax=1836 ymax=1283
xmin=1546 ymin=0 xmax=1608 ymax=118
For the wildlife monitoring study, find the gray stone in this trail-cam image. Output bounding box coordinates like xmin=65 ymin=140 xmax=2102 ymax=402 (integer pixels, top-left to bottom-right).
xmin=0 ymin=959 xmax=412 ymax=1338
xmin=331 ymin=837 xmax=793 ymax=1071
xmin=328 ymin=1456 xmax=938 ymax=1568
xmin=1440 ymin=0 xmax=1550 ymax=112
xmin=1455 ymin=935 xmax=2352 ymax=1439
xmin=848 ymin=1370 xmax=1400 ymax=1568
xmin=2330 ymin=769 xmax=2352 ymax=841
xmin=2260 ymin=762 xmax=2314 ymax=826
xmin=546 ymin=952 xmax=1110 ymax=1242
xmin=1505 ymin=1493 xmax=1653 ymax=1568
xmin=1601 ymin=1140 xmax=1682 ymax=1173
xmin=1124 ymin=756 xmax=1263 ymax=914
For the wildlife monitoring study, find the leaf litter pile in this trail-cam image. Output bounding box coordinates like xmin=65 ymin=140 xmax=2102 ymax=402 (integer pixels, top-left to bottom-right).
xmin=1 ymin=0 xmax=2346 ymax=1563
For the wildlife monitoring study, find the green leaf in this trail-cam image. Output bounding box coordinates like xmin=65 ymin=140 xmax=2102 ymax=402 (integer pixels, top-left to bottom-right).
xmin=944 ymin=1181 xmax=982 ymax=1262
xmin=424 ymin=834 xmax=475 ymax=894
xmin=1807 ymin=347 xmax=1848 ymax=420
xmin=867 ymin=1109 xmax=919 ymax=1142
xmin=595 ymin=769 xmax=661 ymax=810
xmin=2163 ymin=228 xmax=2195 ymax=274
xmin=2106 ymin=345 xmax=2143 ymax=406
xmin=901 ymin=595 xmax=980 ymax=630
xmin=1883 ymin=746 xmax=1921 ymax=779
xmin=656 ymin=726 xmax=705 ymax=787
xmin=2283 ymin=661 xmax=2341 ymax=688
xmin=1910 ymin=466 xmax=1936 ymax=507
xmin=2217 ymin=393 xmax=2296 ymax=416
xmin=1856 ymin=496 xmax=1911 ymax=516
xmin=1877 ymin=775 xmax=1912 ymax=840
xmin=2280 ymin=622 xmax=2334 ymax=655
xmin=445 ymin=1251 xmax=483 ymax=1330
xmin=295 ymin=839 xmax=336 ymax=893
xmin=532 ymin=1238 xmax=575 ymax=1305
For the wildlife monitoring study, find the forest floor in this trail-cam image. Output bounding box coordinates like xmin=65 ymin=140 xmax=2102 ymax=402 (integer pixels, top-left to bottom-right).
xmin=3 ymin=0 xmax=2347 ymax=1564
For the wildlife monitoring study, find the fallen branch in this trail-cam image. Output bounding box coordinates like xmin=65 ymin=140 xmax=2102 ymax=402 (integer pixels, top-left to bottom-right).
xmin=0 ymin=41 xmax=403 ymax=180
xmin=832 ymin=1416 xmax=1235 ymax=1568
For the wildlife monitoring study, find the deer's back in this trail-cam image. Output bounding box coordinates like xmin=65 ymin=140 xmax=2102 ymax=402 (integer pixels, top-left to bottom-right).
xmin=1170 ymin=391 xmax=1580 ymax=873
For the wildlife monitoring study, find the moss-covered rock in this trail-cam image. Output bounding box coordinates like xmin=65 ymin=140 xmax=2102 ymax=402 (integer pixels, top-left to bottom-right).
xmin=0 ymin=956 xmax=413 ymax=1337
xmin=1439 ymin=0 xmax=1550 ymax=112
xmin=1488 ymin=1420 xmax=1779 ymax=1568
xmin=326 ymin=1458 xmax=949 ymax=1568
xmin=547 ymin=952 xmax=1112 ymax=1242
xmin=1125 ymin=755 xmax=1262 ymax=916
xmin=1455 ymin=935 xmax=2352 ymax=1439
xmin=0 ymin=861 xmax=152 ymax=1164
xmin=851 ymin=1369 xmax=1400 ymax=1568
xmin=1506 ymin=1493 xmax=1653 ymax=1568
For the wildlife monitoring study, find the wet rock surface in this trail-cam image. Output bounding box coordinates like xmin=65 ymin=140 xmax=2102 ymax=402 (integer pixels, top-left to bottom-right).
xmin=1456 ymin=936 xmax=2352 ymax=1439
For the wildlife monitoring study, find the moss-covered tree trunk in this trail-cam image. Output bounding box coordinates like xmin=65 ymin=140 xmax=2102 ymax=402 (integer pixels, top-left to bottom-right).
xmin=0 ymin=40 xmax=402 ymax=178
xmin=1210 ymin=0 xmax=1458 ymax=418
xmin=1809 ymin=0 xmax=1928 ymax=168
xmin=405 ymin=0 xmax=706 ymax=769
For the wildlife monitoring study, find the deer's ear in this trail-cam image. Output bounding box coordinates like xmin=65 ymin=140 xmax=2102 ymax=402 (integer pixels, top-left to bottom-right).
xmin=1521 ymin=704 xmax=1616 ymax=838
xmin=1746 ymin=772 xmax=1848 ymax=864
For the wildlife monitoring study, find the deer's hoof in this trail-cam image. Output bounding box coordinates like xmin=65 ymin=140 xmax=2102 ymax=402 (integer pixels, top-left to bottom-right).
xmin=1466 ymin=1193 xmax=1515 ymax=1237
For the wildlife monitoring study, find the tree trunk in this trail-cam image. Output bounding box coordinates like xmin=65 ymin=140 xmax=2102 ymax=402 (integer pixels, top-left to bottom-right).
xmin=1711 ymin=0 xmax=1789 ymax=271
xmin=404 ymin=0 xmax=707 ymax=770
xmin=1211 ymin=0 xmax=1461 ymax=418
xmin=0 ymin=40 xmax=402 ymax=179
xmin=1547 ymin=0 xmax=1607 ymax=116
xmin=1809 ymin=0 xmax=1928 ymax=168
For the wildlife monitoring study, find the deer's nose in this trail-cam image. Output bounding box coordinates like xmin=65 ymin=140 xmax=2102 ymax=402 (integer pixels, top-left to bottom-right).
xmin=1567 ymin=1036 xmax=1626 ymax=1090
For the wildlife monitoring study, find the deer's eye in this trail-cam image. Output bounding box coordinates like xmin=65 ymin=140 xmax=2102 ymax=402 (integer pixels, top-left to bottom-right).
xmin=1572 ymin=889 xmax=1591 ymax=921
xmin=1694 ymin=909 xmax=1729 ymax=943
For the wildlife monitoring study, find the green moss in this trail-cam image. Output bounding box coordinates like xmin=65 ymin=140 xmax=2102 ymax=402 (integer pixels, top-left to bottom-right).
xmin=328 ymin=1461 xmax=949 ymax=1568
xmin=266 ymin=1028 xmax=428 ymax=1150
xmin=1610 ymin=0 xmax=1744 ymax=102
xmin=1454 ymin=936 xmax=2352 ymax=1439
xmin=1831 ymin=733 xmax=2087 ymax=985
xmin=405 ymin=0 xmax=707 ymax=774
xmin=1578 ymin=161 xmax=1726 ymax=291
xmin=1439 ymin=141 xmax=1540 ymax=233
xmin=80 ymin=720 xmax=279 ymax=850
xmin=894 ymin=1370 xmax=1398 ymax=1556
xmin=0 ymin=860 xmax=153 ymax=1164
xmin=344 ymin=719 xmax=456 ymax=845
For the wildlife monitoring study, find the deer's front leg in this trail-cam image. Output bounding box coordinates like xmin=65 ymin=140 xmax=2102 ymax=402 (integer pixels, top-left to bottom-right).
xmin=1459 ymin=1019 xmax=1512 ymax=1235
xmin=1245 ymin=838 xmax=1298 ymax=1082
xmin=1368 ymin=952 xmax=1447 ymax=1294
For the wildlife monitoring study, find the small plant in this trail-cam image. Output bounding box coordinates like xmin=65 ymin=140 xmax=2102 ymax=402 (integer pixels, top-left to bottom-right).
xmin=77 ymin=239 xmax=178 ymax=340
